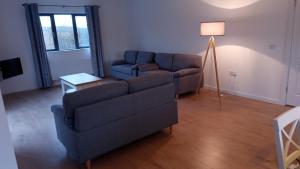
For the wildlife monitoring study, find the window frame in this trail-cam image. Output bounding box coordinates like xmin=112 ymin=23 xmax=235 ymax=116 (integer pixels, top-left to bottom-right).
xmin=39 ymin=13 xmax=90 ymax=52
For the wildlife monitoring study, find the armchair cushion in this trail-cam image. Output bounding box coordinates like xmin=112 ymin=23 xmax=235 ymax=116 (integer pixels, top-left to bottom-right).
xmin=111 ymin=64 xmax=138 ymax=74
xmin=136 ymin=51 xmax=155 ymax=64
xmin=138 ymin=64 xmax=159 ymax=72
xmin=173 ymin=68 xmax=200 ymax=78
xmin=155 ymin=53 xmax=174 ymax=71
xmin=172 ymin=54 xmax=201 ymax=71
xmin=124 ymin=51 xmax=138 ymax=64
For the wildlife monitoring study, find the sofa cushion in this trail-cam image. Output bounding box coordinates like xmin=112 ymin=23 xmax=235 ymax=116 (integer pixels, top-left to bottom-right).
xmin=172 ymin=54 xmax=201 ymax=71
xmin=127 ymin=72 xmax=173 ymax=93
xmin=155 ymin=53 xmax=174 ymax=71
xmin=139 ymin=70 xmax=172 ymax=77
xmin=63 ymin=81 xmax=129 ymax=122
xmin=124 ymin=50 xmax=138 ymax=64
xmin=173 ymin=68 xmax=200 ymax=78
xmin=111 ymin=64 xmax=138 ymax=75
xmin=136 ymin=51 xmax=155 ymax=64
xmin=74 ymin=95 xmax=134 ymax=132
xmin=138 ymin=64 xmax=159 ymax=72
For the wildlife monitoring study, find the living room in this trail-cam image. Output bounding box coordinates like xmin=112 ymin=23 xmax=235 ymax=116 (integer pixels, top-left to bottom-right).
xmin=0 ymin=0 xmax=299 ymax=169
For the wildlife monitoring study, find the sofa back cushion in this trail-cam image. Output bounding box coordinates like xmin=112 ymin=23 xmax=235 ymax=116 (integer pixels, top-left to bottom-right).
xmin=155 ymin=53 xmax=174 ymax=71
xmin=127 ymin=72 xmax=173 ymax=93
xmin=132 ymin=83 xmax=175 ymax=113
xmin=172 ymin=54 xmax=201 ymax=71
xmin=124 ymin=50 xmax=138 ymax=64
xmin=63 ymin=81 xmax=129 ymax=121
xmin=74 ymin=95 xmax=134 ymax=132
xmin=136 ymin=51 xmax=155 ymax=64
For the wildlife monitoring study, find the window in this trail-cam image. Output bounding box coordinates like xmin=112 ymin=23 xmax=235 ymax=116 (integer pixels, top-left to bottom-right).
xmin=74 ymin=15 xmax=90 ymax=48
xmin=40 ymin=16 xmax=55 ymax=51
xmin=54 ymin=15 xmax=76 ymax=50
xmin=39 ymin=14 xmax=90 ymax=51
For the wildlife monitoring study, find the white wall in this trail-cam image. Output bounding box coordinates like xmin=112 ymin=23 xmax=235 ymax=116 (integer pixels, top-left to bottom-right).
xmin=0 ymin=90 xmax=18 ymax=169
xmin=0 ymin=0 xmax=134 ymax=94
xmin=47 ymin=49 xmax=93 ymax=80
xmin=128 ymin=0 xmax=294 ymax=104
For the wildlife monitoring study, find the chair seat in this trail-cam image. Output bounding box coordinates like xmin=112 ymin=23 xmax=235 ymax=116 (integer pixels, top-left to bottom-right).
xmin=111 ymin=64 xmax=137 ymax=75
xmin=173 ymin=68 xmax=200 ymax=78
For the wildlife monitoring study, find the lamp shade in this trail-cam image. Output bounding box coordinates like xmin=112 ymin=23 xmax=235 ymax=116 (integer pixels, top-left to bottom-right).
xmin=200 ymin=22 xmax=225 ymax=36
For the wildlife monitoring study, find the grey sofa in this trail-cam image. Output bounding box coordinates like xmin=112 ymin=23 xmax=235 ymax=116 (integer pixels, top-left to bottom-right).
xmin=51 ymin=73 xmax=178 ymax=169
xmin=111 ymin=51 xmax=203 ymax=96
xmin=111 ymin=50 xmax=155 ymax=80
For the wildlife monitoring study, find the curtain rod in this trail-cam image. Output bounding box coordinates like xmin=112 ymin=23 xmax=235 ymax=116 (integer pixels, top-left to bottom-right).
xmin=22 ymin=4 xmax=100 ymax=8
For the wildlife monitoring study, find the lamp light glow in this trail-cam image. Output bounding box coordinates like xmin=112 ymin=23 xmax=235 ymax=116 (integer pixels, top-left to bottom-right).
xmin=200 ymin=22 xmax=225 ymax=36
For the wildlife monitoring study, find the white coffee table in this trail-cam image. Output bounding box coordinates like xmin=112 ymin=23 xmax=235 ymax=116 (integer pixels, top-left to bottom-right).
xmin=60 ymin=73 xmax=102 ymax=94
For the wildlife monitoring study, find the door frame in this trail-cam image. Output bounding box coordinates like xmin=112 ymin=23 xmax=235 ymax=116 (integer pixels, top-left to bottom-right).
xmin=283 ymin=0 xmax=298 ymax=105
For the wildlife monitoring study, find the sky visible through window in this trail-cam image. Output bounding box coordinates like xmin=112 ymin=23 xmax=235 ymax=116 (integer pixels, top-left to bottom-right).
xmin=40 ymin=16 xmax=55 ymax=50
xmin=75 ymin=16 xmax=89 ymax=47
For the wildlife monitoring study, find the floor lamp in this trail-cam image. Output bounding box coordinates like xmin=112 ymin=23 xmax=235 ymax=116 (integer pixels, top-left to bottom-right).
xmin=198 ymin=21 xmax=225 ymax=108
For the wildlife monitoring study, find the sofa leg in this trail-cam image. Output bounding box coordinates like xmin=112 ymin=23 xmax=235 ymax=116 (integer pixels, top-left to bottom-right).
xmin=85 ymin=160 xmax=91 ymax=169
xmin=169 ymin=126 xmax=173 ymax=135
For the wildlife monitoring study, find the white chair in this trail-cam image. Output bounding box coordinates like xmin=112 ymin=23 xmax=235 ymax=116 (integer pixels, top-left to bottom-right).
xmin=274 ymin=107 xmax=300 ymax=169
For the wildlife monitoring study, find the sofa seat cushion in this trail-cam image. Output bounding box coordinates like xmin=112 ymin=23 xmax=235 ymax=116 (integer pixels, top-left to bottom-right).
xmin=111 ymin=64 xmax=138 ymax=75
xmin=155 ymin=53 xmax=174 ymax=71
xmin=173 ymin=68 xmax=200 ymax=78
xmin=172 ymin=54 xmax=201 ymax=71
xmin=136 ymin=51 xmax=155 ymax=64
xmin=127 ymin=72 xmax=173 ymax=93
xmin=124 ymin=50 xmax=138 ymax=64
xmin=138 ymin=64 xmax=159 ymax=72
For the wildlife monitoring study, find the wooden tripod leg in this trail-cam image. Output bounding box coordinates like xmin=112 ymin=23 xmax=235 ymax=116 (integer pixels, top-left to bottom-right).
xmin=85 ymin=160 xmax=91 ymax=169
xmin=197 ymin=39 xmax=211 ymax=94
xmin=169 ymin=126 xmax=173 ymax=135
xmin=212 ymin=39 xmax=223 ymax=109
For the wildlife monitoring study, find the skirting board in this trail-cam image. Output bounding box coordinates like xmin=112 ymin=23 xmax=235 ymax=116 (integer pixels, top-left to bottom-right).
xmin=204 ymin=85 xmax=283 ymax=105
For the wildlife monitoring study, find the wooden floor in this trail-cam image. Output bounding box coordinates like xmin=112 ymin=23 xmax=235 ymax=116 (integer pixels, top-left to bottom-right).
xmin=3 ymin=88 xmax=290 ymax=169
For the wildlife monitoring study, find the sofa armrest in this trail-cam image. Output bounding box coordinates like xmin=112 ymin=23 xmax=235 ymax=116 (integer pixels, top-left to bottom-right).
xmin=51 ymin=105 xmax=73 ymax=128
xmin=173 ymin=68 xmax=200 ymax=78
xmin=138 ymin=64 xmax=159 ymax=72
xmin=112 ymin=60 xmax=126 ymax=66
xmin=132 ymin=64 xmax=139 ymax=70
xmin=51 ymin=105 xmax=65 ymax=118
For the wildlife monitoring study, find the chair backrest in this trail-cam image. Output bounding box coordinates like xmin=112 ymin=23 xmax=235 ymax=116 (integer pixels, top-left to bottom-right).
xmin=274 ymin=107 xmax=300 ymax=169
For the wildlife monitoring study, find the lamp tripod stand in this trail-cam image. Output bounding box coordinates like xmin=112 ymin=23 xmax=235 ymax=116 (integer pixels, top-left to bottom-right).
xmin=198 ymin=36 xmax=223 ymax=108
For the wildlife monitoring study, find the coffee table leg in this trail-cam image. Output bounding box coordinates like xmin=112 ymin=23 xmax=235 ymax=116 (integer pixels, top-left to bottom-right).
xmin=61 ymin=81 xmax=66 ymax=95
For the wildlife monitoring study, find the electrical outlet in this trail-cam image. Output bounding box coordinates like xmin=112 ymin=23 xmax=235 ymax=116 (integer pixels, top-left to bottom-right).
xmin=229 ymin=71 xmax=237 ymax=77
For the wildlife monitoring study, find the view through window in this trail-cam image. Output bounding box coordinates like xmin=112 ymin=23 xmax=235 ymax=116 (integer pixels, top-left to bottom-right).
xmin=40 ymin=14 xmax=90 ymax=51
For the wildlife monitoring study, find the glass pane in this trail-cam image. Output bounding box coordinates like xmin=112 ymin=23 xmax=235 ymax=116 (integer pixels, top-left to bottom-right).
xmin=54 ymin=15 xmax=75 ymax=50
xmin=40 ymin=16 xmax=55 ymax=50
xmin=75 ymin=16 xmax=90 ymax=47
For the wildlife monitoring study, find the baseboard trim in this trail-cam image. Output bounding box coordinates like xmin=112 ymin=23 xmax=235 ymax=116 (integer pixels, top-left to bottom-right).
xmin=204 ymin=85 xmax=283 ymax=105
